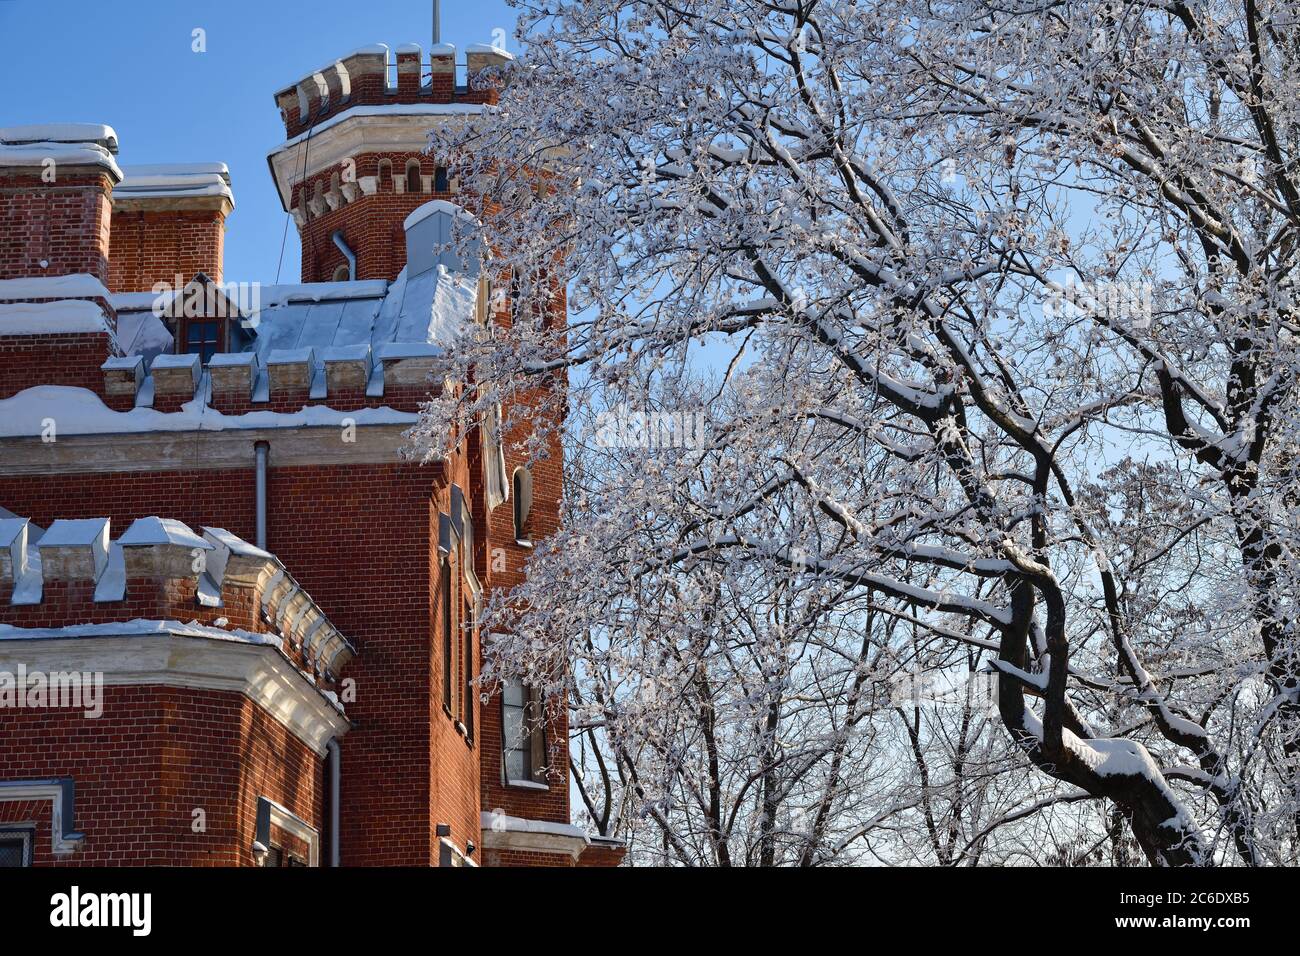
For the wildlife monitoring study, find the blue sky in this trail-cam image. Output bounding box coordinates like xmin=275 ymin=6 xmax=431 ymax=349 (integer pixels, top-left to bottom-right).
xmin=0 ymin=0 xmax=519 ymax=285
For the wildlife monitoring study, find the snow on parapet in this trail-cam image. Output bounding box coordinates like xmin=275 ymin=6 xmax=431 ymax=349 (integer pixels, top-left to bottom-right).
xmin=0 ymin=125 xmax=122 ymax=181
xmin=0 ymin=124 xmax=118 ymax=152
xmin=465 ymin=43 xmax=514 ymax=60
xmin=0 ymin=514 xmax=356 ymax=679
xmin=0 ymin=274 xmax=111 ymax=303
xmin=115 ymin=163 xmax=234 ymax=206
xmin=117 ymin=516 xmax=212 ymax=551
xmin=0 ymin=300 xmax=113 ymax=337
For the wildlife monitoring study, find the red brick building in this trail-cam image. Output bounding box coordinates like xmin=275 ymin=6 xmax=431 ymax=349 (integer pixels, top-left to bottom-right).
xmin=0 ymin=41 xmax=622 ymax=868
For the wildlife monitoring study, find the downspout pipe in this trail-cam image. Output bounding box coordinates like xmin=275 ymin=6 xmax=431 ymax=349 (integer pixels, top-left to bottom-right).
xmin=254 ymin=442 xmax=268 ymax=550
xmin=331 ymin=230 xmax=356 ymax=282
xmin=326 ymin=738 xmax=341 ymax=866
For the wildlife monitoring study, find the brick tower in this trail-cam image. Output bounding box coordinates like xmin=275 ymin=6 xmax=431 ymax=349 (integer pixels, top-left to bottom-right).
xmin=0 ymin=36 xmax=623 ymax=867
xmin=268 ymin=43 xmax=510 ymax=283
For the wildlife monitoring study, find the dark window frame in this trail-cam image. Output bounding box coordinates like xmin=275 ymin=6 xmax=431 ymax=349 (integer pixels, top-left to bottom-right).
xmin=0 ymin=828 xmax=34 ymax=867
xmin=181 ymin=318 xmax=224 ymax=362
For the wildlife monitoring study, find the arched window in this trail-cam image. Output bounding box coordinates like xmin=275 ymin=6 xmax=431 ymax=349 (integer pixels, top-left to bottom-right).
xmin=512 ymin=467 xmax=532 ymax=543
xmin=434 ymin=165 xmax=449 ymax=193
xmin=405 ymin=159 xmax=422 ymax=195
xmin=377 ymin=159 xmax=392 ymax=192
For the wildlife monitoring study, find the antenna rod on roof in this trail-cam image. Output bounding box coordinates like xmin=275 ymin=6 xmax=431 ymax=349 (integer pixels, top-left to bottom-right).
xmin=433 ymin=0 xmax=441 ymax=44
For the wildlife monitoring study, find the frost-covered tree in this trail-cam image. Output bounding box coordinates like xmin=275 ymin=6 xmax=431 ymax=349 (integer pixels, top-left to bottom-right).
xmin=413 ymin=0 xmax=1300 ymax=865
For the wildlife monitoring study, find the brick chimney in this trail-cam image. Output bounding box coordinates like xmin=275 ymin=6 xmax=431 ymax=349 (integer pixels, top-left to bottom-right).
xmin=108 ymin=163 xmax=235 ymax=291
xmin=0 ymin=124 xmax=122 ymax=284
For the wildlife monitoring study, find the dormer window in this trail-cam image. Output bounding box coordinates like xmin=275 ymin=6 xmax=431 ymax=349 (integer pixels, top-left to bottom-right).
xmin=182 ymin=318 xmax=223 ymax=362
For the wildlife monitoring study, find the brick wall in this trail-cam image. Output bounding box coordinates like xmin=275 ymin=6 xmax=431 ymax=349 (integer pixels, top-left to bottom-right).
xmin=0 ymin=453 xmax=483 ymax=865
xmin=0 ymin=330 xmax=116 ymax=401
xmin=0 ymin=171 xmax=114 ymax=284
xmin=109 ymin=209 xmax=226 ymax=291
xmin=0 ymin=686 xmax=321 ymax=866
xmin=295 ymin=152 xmax=458 ymax=283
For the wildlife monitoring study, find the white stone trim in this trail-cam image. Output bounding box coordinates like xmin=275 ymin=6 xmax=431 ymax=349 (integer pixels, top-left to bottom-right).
xmin=0 ymin=780 xmax=84 ymax=856
xmin=0 ymin=633 xmax=349 ymax=756
xmin=0 ymin=422 xmax=417 ymax=476
xmin=479 ymin=811 xmax=589 ymax=861
xmin=267 ymin=109 xmax=479 ymax=209
xmin=258 ymin=796 xmax=320 ymax=867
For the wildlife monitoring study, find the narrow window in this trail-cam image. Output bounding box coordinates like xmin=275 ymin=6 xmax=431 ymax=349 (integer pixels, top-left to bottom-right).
xmin=463 ymin=593 xmax=475 ymax=742
xmin=434 ymin=165 xmax=449 ymax=193
xmin=377 ymin=159 xmax=393 ymax=192
xmin=502 ymin=681 xmax=546 ymax=784
xmin=513 ymin=467 xmax=533 ymax=543
xmin=441 ymin=554 xmax=454 ymax=713
xmin=406 ymin=159 xmax=422 ymax=194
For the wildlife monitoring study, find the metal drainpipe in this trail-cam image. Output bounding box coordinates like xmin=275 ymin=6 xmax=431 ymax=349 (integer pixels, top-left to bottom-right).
xmin=331 ymin=230 xmax=356 ymax=281
xmin=326 ymin=738 xmax=341 ymax=866
xmin=254 ymin=442 xmax=268 ymax=550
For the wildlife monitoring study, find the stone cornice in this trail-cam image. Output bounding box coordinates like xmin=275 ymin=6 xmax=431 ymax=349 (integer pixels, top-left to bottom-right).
xmin=0 ymin=630 xmax=350 ymax=755
xmin=0 ymin=422 xmax=414 ymax=475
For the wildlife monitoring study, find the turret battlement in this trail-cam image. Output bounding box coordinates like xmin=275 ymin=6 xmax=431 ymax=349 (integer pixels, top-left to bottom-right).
xmin=272 ymin=42 xmax=513 ymax=140
xmin=0 ymin=515 xmax=355 ymax=681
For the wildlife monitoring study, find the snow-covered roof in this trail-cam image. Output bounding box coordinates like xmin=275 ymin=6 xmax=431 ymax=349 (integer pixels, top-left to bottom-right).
xmin=114 ymin=310 xmax=173 ymax=358
xmin=244 ymin=263 xmax=475 ymax=367
xmin=115 ymin=163 xmax=234 ymax=206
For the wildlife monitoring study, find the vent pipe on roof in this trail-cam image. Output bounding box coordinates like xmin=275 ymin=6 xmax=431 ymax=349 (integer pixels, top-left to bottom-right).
xmin=332 ymin=230 xmax=356 ymax=282
xmin=433 ymin=0 xmax=441 ymax=45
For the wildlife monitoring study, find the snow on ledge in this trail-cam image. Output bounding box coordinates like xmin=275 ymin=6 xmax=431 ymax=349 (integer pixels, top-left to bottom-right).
xmin=0 ymin=617 xmax=281 ymax=647
xmin=479 ymin=811 xmax=588 ymax=842
xmin=0 ymin=274 xmax=111 ymax=302
xmin=0 ymin=385 xmax=418 ymax=438
xmin=0 ymin=300 xmax=112 ymax=336
xmin=465 ymin=44 xmax=514 ymax=59
xmin=0 ymin=123 xmax=118 ymax=151
xmin=116 ymin=163 xmax=234 ymax=205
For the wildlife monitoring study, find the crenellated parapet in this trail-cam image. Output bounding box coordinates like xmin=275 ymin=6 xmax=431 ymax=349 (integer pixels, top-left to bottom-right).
xmin=100 ymin=343 xmax=446 ymax=416
xmin=0 ymin=516 xmax=355 ymax=682
xmin=272 ymin=43 xmax=512 ymax=140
